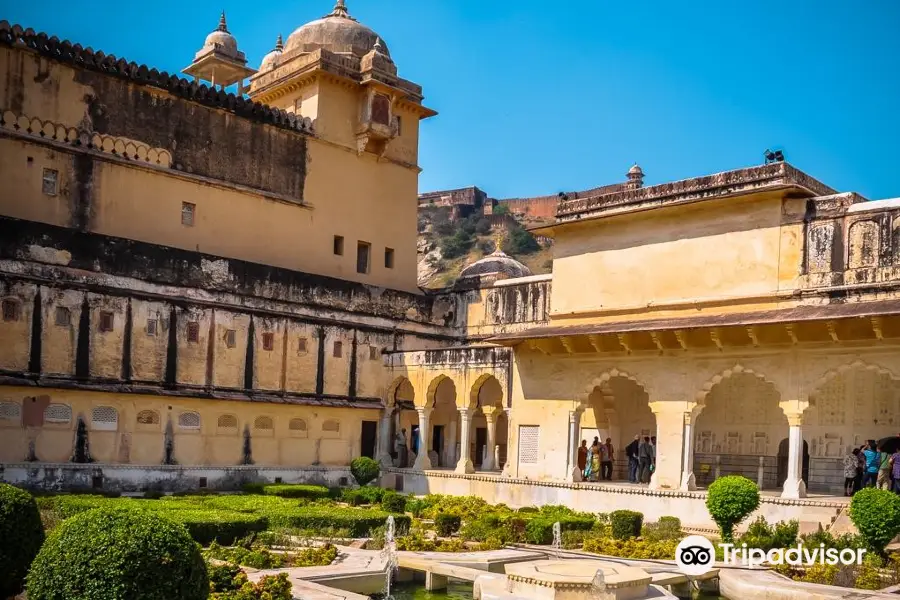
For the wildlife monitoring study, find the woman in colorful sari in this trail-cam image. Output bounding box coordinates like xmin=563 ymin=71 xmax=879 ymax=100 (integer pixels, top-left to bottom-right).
xmin=589 ymin=439 xmax=602 ymax=482
xmin=583 ymin=443 xmax=594 ymax=480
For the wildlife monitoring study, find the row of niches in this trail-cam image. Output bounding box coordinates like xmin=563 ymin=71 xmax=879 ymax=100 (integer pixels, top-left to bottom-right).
xmin=693 ymin=431 xmax=882 ymax=459
xmin=0 ymin=401 xmax=340 ymax=440
xmin=807 ymin=216 xmax=900 ymax=273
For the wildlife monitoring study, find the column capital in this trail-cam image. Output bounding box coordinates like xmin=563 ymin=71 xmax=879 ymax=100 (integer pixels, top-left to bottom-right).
xmin=416 ymin=406 xmax=433 ymax=418
xmin=568 ymin=409 xmax=583 ymax=424
xmin=779 ymin=399 xmax=809 ymax=425
xmin=648 ymin=400 xmax=698 ymax=415
xmin=482 ymin=405 xmax=501 ymax=422
xmin=458 ymin=407 xmax=473 ymax=418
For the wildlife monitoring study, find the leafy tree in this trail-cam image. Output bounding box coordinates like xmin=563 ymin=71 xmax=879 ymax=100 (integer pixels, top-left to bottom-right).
xmin=705 ymin=476 xmax=760 ymax=542
xmin=493 ymin=204 xmax=510 ymax=216
xmin=475 ymin=217 xmax=492 ymax=235
xmin=502 ymin=224 xmax=540 ymax=255
xmin=850 ymin=488 xmax=900 ymax=555
xmin=350 ymin=457 xmax=381 ymax=487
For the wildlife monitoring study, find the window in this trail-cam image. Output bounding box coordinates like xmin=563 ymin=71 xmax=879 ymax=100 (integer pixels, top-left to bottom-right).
xmin=396 ymin=115 xmax=402 ymax=136
xmin=518 ymin=425 xmax=540 ymax=465
xmin=146 ymin=318 xmax=158 ymax=336
xmin=254 ymin=416 xmax=274 ymax=431
xmin=384 ymin=247 xmax=395 ymax=269
xmin=54 ymin=306 xmax=71 ymax=327
xmin=333 ymin=235 xmax=344 ymax=256
xmin=0 ymin=402 xmax=21 ymax=423
xmin=372 ymin=93 xmax=390 ymax=125
xmin=289 ymin=418 xmax=307 ymax=432
xmin=44 ymin=403 xmax=72 ymax=424
xmin=42 ymin=168 xmax=58 ymax=196
xmin=1 ymin=299 xmax=20 ymax=322
xmin=136 ymin=410 xmax=160 ymax=425
xmin=322 ymin=419 xmax=340 ymax=433
xmin=187 ymin=322 xmax=200 ymax=343
xmin=181 ymin=202 xmax=195 ymax=226
xmin=262 ymin=332 xmax=275 ymax=351
xmin=217 ymin=414 xmax=238 ymax=431
xmin=91 ymin=406 xmax=119 ymax=431
xmin=369 ymin=345 xmax=379 ymax=361
xmin=297 ymin=337 xmax=308 ymax=354
xmin=356 ymin=241 xmax=371 ymax=274
xmin=99 ymin=311 xmax=114 ymax=332
xmin=224 ymin=329 xmax=237 ymax=348
xmin=333 ymin=341 xmax=343 ymax=358
xmin=178 ymin=411 xmax=201 ymax=430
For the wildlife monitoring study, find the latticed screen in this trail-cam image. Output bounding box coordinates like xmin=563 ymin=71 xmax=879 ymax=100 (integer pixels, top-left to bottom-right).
xmin=254 ymin=416 xmax=274 ymax=430
xmin=518 ymin=425 xmax=540 ymax=464
xmin=217 ymin=414 xmax=238 ymax=429
xmin=0 ymin=402 xmax=21 ymax=421
xmin=91 ymin=406 xmax=118 ymax=430
xmin=289 ymin=418 xmax=307 ymax=431
xmin=178 ymin=411 xmax=201 ymax=429
xmin=136 ymin=410 xmax=159 ymax=425
xmin=44 ymin=403 xmax=72 ymax=424
xmin=322 ymin=419 xmax=340 ymax=433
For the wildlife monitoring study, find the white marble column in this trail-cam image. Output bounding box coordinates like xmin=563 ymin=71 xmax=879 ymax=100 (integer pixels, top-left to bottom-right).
xmin=500 ymin=408 xmax=513 ymax=477
xmin=679 ymin=409 xmax=700 ymax=491
xmin=413 ymin=407 xmax=432 ymax=471
xmin=483 ymin=408 xmax=498 ymax=471
xmin=649 ymin=400 xmax=698 ymax=491
xmin=567 ymin=409 xmax=583 ymax=482
xmin=377 ymin=408 xmax=394 ymax=468
xmin=455 ymin=408 xmax=475 ymax=474
xmin=781 ymin=415 xmax=807 ymax=498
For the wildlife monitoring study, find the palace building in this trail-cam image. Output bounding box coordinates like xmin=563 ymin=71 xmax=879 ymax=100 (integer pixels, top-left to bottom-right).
xmin=1 ymin=2 xmax=899 ymax=526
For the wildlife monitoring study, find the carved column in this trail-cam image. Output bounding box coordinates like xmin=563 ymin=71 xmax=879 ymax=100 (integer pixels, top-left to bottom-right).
xmin=679 ymin=407 xmax=702 ymax=491
xmin=482 ymin=407 xmax=500 ymax=471
xmin=779 ymin=400 xmax=809 ymax=499
xmin=377 ymin=407 xmax=394 ymax=468
xmin=413 ymin=407 xmax=433 ymax=471
xmin=501 ymin=408 xmax=513 ymax=477
xmin=455 ymin=408 xmax=475 ymax=474
xmin=649 ymin=400 xmax=698 ymax=491
xmin=567 ymin=409 xmax=584 ymax=482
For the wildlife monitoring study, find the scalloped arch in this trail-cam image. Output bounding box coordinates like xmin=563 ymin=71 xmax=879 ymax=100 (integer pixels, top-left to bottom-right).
xmin=425 ymin=374 xmax=456 ymax=409
xmin=695 ymin=364 xmax=780 ymax=406
xmin=386 ymin=375 xmax=414 ymax=408
xmin=579 ymin=368 xmax=647 ymax=408
xmin=810 ymin=360 xmax=899 ymax=396
xmin=468 ymin=373 xmax=503 ymax=410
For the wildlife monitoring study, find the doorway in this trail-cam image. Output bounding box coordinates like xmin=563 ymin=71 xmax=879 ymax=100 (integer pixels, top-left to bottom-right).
xmin=432 ymin=425 xmax=444 ymax=466
xmin=360 ymin=421 xmax=377 ymax=459
xmin=475 ymin=427 xmax=487 ymax=468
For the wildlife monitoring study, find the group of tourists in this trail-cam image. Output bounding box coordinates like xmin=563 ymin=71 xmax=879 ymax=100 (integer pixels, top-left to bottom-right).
xmin=843 ymin=437 xmax=900 ymax=496
xmin=577 ymin=434 xmax=657 ymax=484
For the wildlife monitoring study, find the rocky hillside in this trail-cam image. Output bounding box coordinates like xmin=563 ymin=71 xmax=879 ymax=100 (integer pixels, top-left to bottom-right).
xmin=417 ymin=206 xmax=553 ymax=289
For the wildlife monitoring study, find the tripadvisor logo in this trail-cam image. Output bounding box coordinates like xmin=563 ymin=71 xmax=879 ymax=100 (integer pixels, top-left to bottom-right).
xmin=675 ymin=535 xmax=866 ymax=576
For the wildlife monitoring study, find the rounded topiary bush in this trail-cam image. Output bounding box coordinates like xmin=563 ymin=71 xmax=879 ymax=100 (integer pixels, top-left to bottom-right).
xmin=434 ymin=513 xmax=462 ymax=537
xmin=610 ymin=510 xmax=644 ymax=540
xmin=849 ymin=488 xmax=900 ymax=555
xmin=27 ymin=508 xmax=209 ymax=600
xmin=0 ymin=483 xmax=45 ymax=598
xmin=350 ymin=457 xmax=381 ymax=487
xmin=706 ymin=475 xmax=760 ymax=542
xmin=381 ymin=491 xmax=407 ymax=514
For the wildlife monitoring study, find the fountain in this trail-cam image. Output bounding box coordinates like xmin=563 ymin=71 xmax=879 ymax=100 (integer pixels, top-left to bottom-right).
xmin=589 ymin=569 xmax=607 ymax=600
xmin=381 ymin=515 xmax=398 ymax=599
xmin=551 ymin=521 xmax=561 ymax=559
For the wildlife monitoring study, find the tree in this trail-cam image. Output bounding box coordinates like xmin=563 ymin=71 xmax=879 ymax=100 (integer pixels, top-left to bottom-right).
xmin=493 ymin=204 xmax=510 ymax=216
xmin=502 ymin=224 xmax=540 ymax=255
xmin=350 ymin=457 xmax=381 ymax=487
xmin=705 ymin=476 xmax=760 ymax=542
xmin=849 ymin=488 xmax=900 ymax=555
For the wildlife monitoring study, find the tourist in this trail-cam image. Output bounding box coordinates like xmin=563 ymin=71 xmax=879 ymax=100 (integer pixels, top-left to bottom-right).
xmin=638 ymin=436 xmax=653 ymax=484
xmin=855 ymin=444 xmax=866 ymax=492
xmin=892 ymin=448 xmax=900 ymax=494
xmin=650 ymin=436 xmax=657 ymax=475
xmin=843 ymin=448 xmax=859 ymax=496
xmin=599 ymin=439 xmax=610 ymax=481
xmin=862 ymin=440 xmax=879 ymax=488
xmin=625 ymin=435 xmax=640 ymax=483
xmin=577 ymin=440 xmax=588 ymax=476
xmin=602 ymin=438 xmax=614 ymax=481
xmin=876 ymin=443 xmax=892 ymax=491
xmin=395 ymin=428 xmax=408 ymax=468
xmin=590 ymin=439 xmax=602 ymax=482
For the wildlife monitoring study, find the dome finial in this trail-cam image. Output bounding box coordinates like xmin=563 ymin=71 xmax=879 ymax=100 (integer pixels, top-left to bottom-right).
xmin=373 ymin=36 xmax=384 ymax=54
xmin=275 ymin=33 xmax=284 ymax=51
xmin=218 ymin=10 xmax=228 ymax=32
xmin=328 ymin=0 xmax=351 ymax=19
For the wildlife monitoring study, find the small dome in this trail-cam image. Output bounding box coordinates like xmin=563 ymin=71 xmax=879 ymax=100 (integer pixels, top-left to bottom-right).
xmin=201 ymin=12 xmax=239 ymax=59
xmin=285 ymin=1 xmax=389 ymax=58
xmin=259 ymin=34 xmax=284 ymax=71
xmin=459 ymin=249 xmax=532 ymax=282
xmin=628 ymin=163 xmax=643 ymax=176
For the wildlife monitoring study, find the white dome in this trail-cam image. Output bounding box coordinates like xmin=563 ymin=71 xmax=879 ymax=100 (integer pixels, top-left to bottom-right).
xmin=459 ymin=250 xmax=532 ymax=281
xmin=284 ymin=1 xmax=389 ymax=58
xmin=259 ymin=34 xmax=284 ymax=71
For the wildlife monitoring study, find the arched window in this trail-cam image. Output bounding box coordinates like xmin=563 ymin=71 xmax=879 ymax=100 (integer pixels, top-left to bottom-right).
xmin=0 ymin=401 xmax=21 ymax=425
xmin=91 ymin=406 xmax=119 ymax=431
xmin=322 ymin=419 xmax=340 ymax=433
xmin=136 ymin=410 xmax=160 ymax=426
xmin=289 ymin=418 xmax=307 ymax=432
xmin=217 ymin=414 xmax=238 ymax=430
xmin=44 ymin=404 xmax=72 ymax=424
xmin=178 ymin=411 xmax=201 ymax=430
xmin=254 ymin=416 xmax=274 ymax=431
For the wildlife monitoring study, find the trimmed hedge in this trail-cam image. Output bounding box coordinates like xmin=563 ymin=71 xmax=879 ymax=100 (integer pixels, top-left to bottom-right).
xmin=350 ymin=457 xmax=380 ymax=487
xmin=0 ymin=484 xmax=45 ymax=598
xmin=381 ymin=491 xmax=407 ymax=514
xmin=435 ymin=513 xmax=462 ymax=536
xmin=343 ymin=486 xmax=387 ymax=506
xmin=524 ymin=517 xmax=595 ymax=545
xmin=610 ymin=510 xmax=643 ymax=540
xmin=27 ymin=508 xmax=208 ymax=600
xmin=260 ymin=484 xmax=330 ymax=500
xmin=165 ymin=510 xmax=268 ymax=546
xmin=706 ymin=476 xmax=760 ymax=543
xmin=849 ymin=488 xmax=900 ymax=554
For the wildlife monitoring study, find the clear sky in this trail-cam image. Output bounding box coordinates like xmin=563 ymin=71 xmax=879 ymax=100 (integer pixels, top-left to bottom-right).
xmin=6 ymin=1 xmax=899 ymax=200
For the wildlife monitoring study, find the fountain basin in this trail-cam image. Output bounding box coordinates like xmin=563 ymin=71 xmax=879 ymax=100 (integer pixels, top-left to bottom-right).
xmin=505 ymin=560 xmax=652 ymax=600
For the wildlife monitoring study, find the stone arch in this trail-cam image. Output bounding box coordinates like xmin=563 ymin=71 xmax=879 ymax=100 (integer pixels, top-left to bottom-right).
xmin=693 ymin=365 xmax=786 ymax=489
xmin=469 ymin=373 xmax=504 ymax=410
xmin=579 ymin=368 xmax=645 ymax=407
xmin=386 ymin=376 xmax=414 ymax=408
xmin=425 ymin=374 xmax=457 ymax=409
xmin=424 ymin=375 xmax=460 ymax=468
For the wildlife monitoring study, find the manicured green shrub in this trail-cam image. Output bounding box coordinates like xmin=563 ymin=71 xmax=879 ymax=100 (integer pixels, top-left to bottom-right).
xmin=208 ymin=563 xmax=242 ymax=593
xmin=434 ymin=513 xmax=462 ymax=536
xmin=168 ymin=510 xmax=269 ymax=546
xmin=706 ymin=475 xmax=760 ymax=543
xmin=343 ymin=486 xmax=387 ymax=506
xmin=350 ymin=457 xmax=381 ymax=487
xmin=641 ymin=516 xmax=683 ymax=542
xmin=242 ymin=483 xmax=266 ymax=495
xmin=524 ymin=517 xmax=595 ymax=545
xmin=516 ymin=506 xmax=538 ymax=514
xmin=420 ymin=495 xmax=490 ymax=520
xmin=143 ymin=490 xmax=165 ymax=499
xmin=0 ymin=483 xmax=45 ymax=598
xmin=849 ymin=488 xmax=900 ymax=554
xmin=583 ymin=536 xmax=678 ymax=560
xmin=261 ymin=484 xmax=330 ymax=500
xmin=407 ymin=497 xmax=427 ymax=518
xmin=27 ymin=508 xmax=208 ymax=600
xmin=213 ymin=572 xmax=292 ymax=600
xmin=737 ymin=516 xmax=798 ymax=551
xmin=266 ymin=505 xmax=408 ymax=537
xmin=610 ymin=510 xmax=643 ymax=540
xmin=381 ymin=491 xmax=407 ymax=514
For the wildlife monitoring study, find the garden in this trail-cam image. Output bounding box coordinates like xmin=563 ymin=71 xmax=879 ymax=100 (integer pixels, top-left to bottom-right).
xmin=2 ymin=460 xmax=900 ymax=599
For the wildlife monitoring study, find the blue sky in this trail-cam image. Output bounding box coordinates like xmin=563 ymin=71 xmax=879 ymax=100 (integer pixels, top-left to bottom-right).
xmin=7 ymin=1 xmax=900 ymax=199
